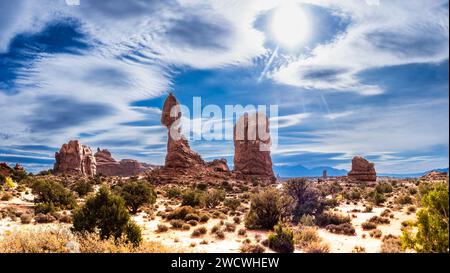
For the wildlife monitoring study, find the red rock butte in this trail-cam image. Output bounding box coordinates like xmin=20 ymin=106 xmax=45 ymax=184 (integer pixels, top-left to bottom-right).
xmin=348 ymin=156 xmax=377 ymax=182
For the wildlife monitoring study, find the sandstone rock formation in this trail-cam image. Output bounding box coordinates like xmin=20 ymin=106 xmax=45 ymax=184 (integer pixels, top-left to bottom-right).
xmin=94 ymin=148 xmax=154 ymax=177
xmin=54 ymin=140 xmax=96 ymax=176
xmin=161 ymin=93 xmax=205 ymax=169
xmin=233 ymin=112 xmax=275 ymax=182
xmin=0 ymin=163 xmax=13 ymax=177
xmin=421 ymin=171 xmax=448 ymax=181
xmin=348 ymin=156 xmax=377 ymax=182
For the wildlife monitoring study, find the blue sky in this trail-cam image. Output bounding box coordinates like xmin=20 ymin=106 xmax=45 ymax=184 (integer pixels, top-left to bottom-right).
xmin=0 ymin=0 xmax=448 ymax=175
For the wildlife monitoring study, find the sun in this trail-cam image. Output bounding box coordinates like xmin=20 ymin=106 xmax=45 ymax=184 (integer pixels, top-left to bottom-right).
xmin=271 ymin=3 xmax=310 ymax=49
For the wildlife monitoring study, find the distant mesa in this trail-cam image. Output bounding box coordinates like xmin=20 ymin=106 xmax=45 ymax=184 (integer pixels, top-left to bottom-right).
xmin=95 ymin=148 xmax=154 ymax=177
xmin=53 ymin=141 xmax=154 ymax=177
xmin=54 ymin=140 xmax=96 ymax=177
xmin=233 ymin=112 xmax=276 ymax=182
xmin=348 ymin=156 xmax=377 ymax=182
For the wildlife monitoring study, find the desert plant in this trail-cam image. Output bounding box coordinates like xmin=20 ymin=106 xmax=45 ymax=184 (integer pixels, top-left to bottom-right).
xmin=370 ymin=229 xmax=382 ymax=238
xmin=20 ymin=214 xmax=33 ymax=224
xmin=166 ymin=187 xmax=182 ymax=199
xmin=303 ymin=241 xmax=330 ymax=253
xmin=191 ymin=227 xmax=207 ymax=237
xmin=224 ymin=198 xmax=241 ymax=211
xmin=245 ymin=187 xmax=293 ymax=229
xmin=166 ymin=206 xmax=195 ymax=220
xmin=240 ymin=243 xmax=265 ymax=253
xmin=366 ymin=190 xmax=385 ymax=205
xmin=401 ymin=182 xmax=449 ymax=253
xmin=267 ymin=224 xmax=295 ymax=253
xmin=35 ymin=202 xmax=56 ymax=214
xmin=283 ymin=178 xmax=324 ymax=221
xmin=375 ymin=182 xmax=393 ymax=193
xmin=201 ymin=189 xmax=225 ymax=208
xmin=114 ymin=180 xmax=157 ymax=214
xmin=325 ymin=223 xmax=356 ymax=236
xmin=72 ymin=187 xmax=142 ymax=246
xmin=1 ymin=192 xmax=13 ymax=201
xmin=294 ymin=226 xmax=321 ymax=248
xmin=156 ymin=224 xmax=169 ymax=233
xmin=185 ymin=213 xmax=200 ymax=222
xmin=315 ymin=211 xmax=351 ymax=227
xmin=362 ymin=221 xmax=377 ymax=230
xmin=170 ymin=219 xmax=184 ymax=229
xmin=381 ymin=235 xmax=402 ymax=253
xmin=30 ymin=179 xmax=76 ymax=209
xmin=181 ymin=189 xmax=203 ymax=207
xmin=72 ymin=180 xmax=94 ymax=197
xmin=395 ymin=194 xmax=413 ymax=205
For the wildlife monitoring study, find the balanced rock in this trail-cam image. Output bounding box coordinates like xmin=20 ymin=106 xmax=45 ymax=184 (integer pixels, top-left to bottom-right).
xmin=161 ymin=93 xmax=205 ymax=168
xmin=54 ymin=140 xmax=96 ymax=176
xmin=348 ymin=156 xmax=377 ymax=182
xmin=233 ymin=112 xmax=275 ymax=182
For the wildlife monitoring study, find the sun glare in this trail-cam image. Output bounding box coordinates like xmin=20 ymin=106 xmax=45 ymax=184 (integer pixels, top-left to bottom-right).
xmin=271 ymin=3 xmax=310 ymax=49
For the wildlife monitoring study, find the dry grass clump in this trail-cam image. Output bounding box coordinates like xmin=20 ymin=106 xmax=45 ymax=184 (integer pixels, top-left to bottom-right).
xmin=294 ymin=226 xmax=330 ymax=253
xmin=369 ymin=229 xmax=382 ymax=239
xmin=303 ymin=241 xmax=330 ymax=253
xmin=240 ymin=243 xmax=266 ymax=253
xmin=381 ymin=235 xmax=402 ymax=253
xmin=0 ymin=227 xmax=178 ymax=253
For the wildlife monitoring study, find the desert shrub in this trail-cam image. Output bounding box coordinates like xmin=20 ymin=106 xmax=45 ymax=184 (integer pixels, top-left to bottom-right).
xmin=361 ymin=221 xmax=377 ymax=230
xmin=407 ymin=206 xmax=416 ymax=213
xmin=267 ymin=224 xmax=295 ymax=253
xmin=366 ymin=190 xmax=385 ymax=205
xmin=210 ymin=224 xmax=221 ymax=234
xmin=315 ymin=211 xmax=351 ymax=227
xmin=35 ymin=202 xmax=56 ymax=214
xmin=34 ymin=213 xmax=56 ymax=223
xmin=364 ymin=205 xmax=373 ymax=213
xmin=215 ymin=230 xmax=225 ymax=240
xmin=59 ymin=214 xmax=72 ymax=223
xmin=284 ymin=178 xmax=330 ymax=221
xmin=370 ymin=229 xmax=382 ymax=238
xmin=224 ymin=198 xmax=241 ymax=211
xmin=343 ymin=189 xmax=361 ymax=201
xmin=170 ymin=219 xmax=184 ymax=229
xmin=369 ymin=216 xmax=390 ymax=224
xmin=199 ymin=214 xmax=209 ymax=223
xmin=240 ymin=243 xmax=265 ymax=253
xmin=156 ymin=224 xmax=169 ymax=233
xmin=166 ymin=206 xmax=195 ymax=220
xmin=201 ymin=189 xmax=225 ymax=208
xmin=375 ymin=182 xmax=393 ymax=193
xmin=1 ymin=192 xmax=13 ymax=201
xmin=185 ymin=213 xmax=200 ymax=222
xmin=303 ymin=241 xmax=330 ymax=253
xmin=187 ymin=220 xmax=198 ymax=226
xmin=395 ymin=194 xmax=413 ymax=205
xmin=294 ymin=226 xmax=321 ymax=248
xmin=72 ymin=180 xmax=94 ymax=197
xmin=233 ymin=216 xmax=241 ymax=224
xmin=298 ymin=214 xmax=315 ymax=226
xmin=224 ymin=222 xmax=236 ymax=232
xmin=166 ymin=187 xmax=182 ymax=199
xmin=245 ymin=187 xmax=293 ymax=230
xmin=20 ymin=214 xmax=32 ymax=224
xmin=181 ymin=189 xmax=203 ymax=207
xmin=352 ymin=246 xmax=366 ymax=253
xmin=238 ymin=228 xmax=246 ymax=236
xmin=114 ymin=180 xmax=157 ymax=214
xmin=401 ymin=182 xmax=449 ymax=253
xmin=381 ymin=235 xmax=402 ymax=253
xmin=196 ymin=182 xmax=208 ymax=191
xmin=30 ymin=179 xmax=76 ymax=209
xmin=191 ymin=227 xmax=207 ymax=237
xmin=72 ymin=187 xmax=142 ymax=246
xmin=325 ymin=223 xmax=356 ymax=236
xmin=182 ymin=224 xmax=191 ymax=230
xmin=380 ymin=209 xmax=391 ymax=217
xmin=409 ymin=187 xmax=418 ymax=195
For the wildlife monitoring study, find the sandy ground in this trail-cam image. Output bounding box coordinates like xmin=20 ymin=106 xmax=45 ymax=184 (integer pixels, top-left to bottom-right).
xmin=1 ymin=191 xmax=416 ymax=253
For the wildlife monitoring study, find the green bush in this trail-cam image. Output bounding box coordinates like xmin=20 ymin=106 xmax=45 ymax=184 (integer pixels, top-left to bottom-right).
xmin=166 ymin=187 xmax=182 ymax=199
xmin=395 ymin=194 xmax=413 ymax=205
xmin=362 ymin=221 xmax=377 ymax=230
xmin=31 ymin=179 xmax=76 ymax=209
xmin=267 ymin=224 xmax=295 ymax=253
xmin=166 ymin=206 xmax=195 ymax=220
xmin=325 ymin=223 xmax=355 ymax=235
xmin=35 ymin=202 xmax=56 ymax=214
xmin=181 ymin=190 xmax=203 ymax=207
xmin=366 ymin=190 xmax=385 ymax=205
xmin=201 ymin=189 xmax=225 ymax=208
xmin=375 ymin=182 xmax=393 ymax=193
xmin=72 ymin=180 xmax=94 ymax=197
xmin=245 ymin=188 xmax=293 ymax=229
xmin=114 ymin=180 xmax=157 ymax=214
xmin=401 ymin=182 xmax=449 ymax=253
xmin=315 ymin=211 xmax=351 ymax=227
xmin=224 ymin=198 xmax=241 ymax=211
xmin=72 ymin=187 xmax=142 ymax=246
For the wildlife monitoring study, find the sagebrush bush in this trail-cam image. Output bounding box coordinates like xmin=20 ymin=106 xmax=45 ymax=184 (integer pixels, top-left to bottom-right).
xmin=315 ymin=211 xmax=351 ymax=227
xmin=191 ymin=227 xmax=207 ymax=237
xmin=72 ymin=180 xmax=94 ymax=197
xmin=166 ymin=187 xmax=182 ymax=199
xmin=245 ymin=188 xmax=293 ymax=230
xmin=381 ymin=235 xmax=402 ymax=253
xmin=240 ymin=243 xmax=265 ymax=253
xmin=267 ymin=224 xmax=295 ymax=253
xmin=181 ymin=190 xmax=203 ymax=207
xmin=35 ymin=202 xmax=56 ymax=214
xmin=156 ymin=224 xmax=169 ymax=233
xmin=72 ymin=187 xmax=142 ymax=246
xmin=224 ymin=198 xmax=241 ymax=211
xmin=170 ymin=219 xmax=184 ymax=229
xmin=325 ymin=223 xmax=355 ymax=236
xmin=361 ymin=221 xmax=377 ymax=230
xmin=375 ymin=182 xmax=393 ymax=193
xmin=294 ymin=226 xmax=321 ymax=248
xmin=20 ymin=214 xmax=32 ymax=224
xmin=201 ymin=189 xmax=225 ymax=208
xmin=166 ymin=206 xmax=195 ymax=220
xmin=303 ymin=241 xmax=330 ymax=253
xmin=366 ymin=190 xmax=385 ymax=205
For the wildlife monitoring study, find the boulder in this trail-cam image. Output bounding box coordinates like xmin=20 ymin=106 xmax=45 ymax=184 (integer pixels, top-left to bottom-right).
xmin=233 ymin=112 xmax=275 ymax=181
xmin=348 ymin=156 xmax=377 ymax=182
xmin=54 ymin=140 xmax=96 ymax=176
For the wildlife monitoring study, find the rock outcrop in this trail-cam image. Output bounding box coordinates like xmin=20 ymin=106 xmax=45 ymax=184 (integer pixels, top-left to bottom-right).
xmin=421 ymin=171 xmax=448 ymax=181
xmin=0 ymin=163 xmax=13 ymax=177
xmin=233 ymin=112 xmax=275 ymax=182
xmin=94 ymin=148 xmax=155 ymax=177
xmin=54 ymin=140 xmax=96 ymax=176
xmin=348 ymin=156 xmax=377 ymax=182
xmin=161 ymin=93 xmax=205 ymax=169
